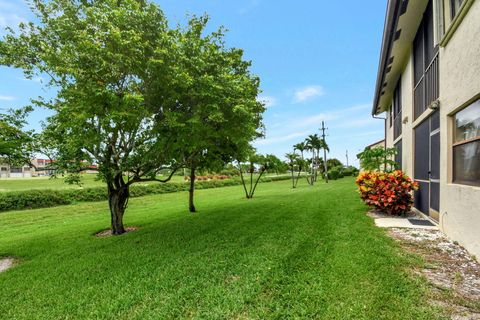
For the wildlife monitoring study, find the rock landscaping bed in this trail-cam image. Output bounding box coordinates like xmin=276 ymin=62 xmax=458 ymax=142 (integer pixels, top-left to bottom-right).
xmin=388 ymin=228 xmax=480 ymax=319
xmin=0 ymin=257 xmax=15 ymax=273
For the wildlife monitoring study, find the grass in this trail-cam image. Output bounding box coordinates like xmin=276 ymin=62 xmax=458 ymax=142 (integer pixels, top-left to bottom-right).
xmin=0 ymin=173 xmax=289 ymax=192
xmin=0 ymin=174 xmax=185 ymax=192
xmin=0 ymin=178 xmax=443 ymax=319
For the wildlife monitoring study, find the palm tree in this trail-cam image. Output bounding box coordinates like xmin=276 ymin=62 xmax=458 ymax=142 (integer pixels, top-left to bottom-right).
xmin=293 ymin=142 xmax=307 ymax=160
xmin=293 ymin=141 xmax=307 ymax=180
xmin=305 ymin=134 xmax=321 ymax=184
xmin=285 ymin=153 xmax=299 ymax=188
xmin=319 ymin=138 xmax=329 ymax=182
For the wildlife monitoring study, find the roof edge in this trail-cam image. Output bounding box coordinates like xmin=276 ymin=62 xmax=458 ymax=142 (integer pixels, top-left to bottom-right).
xmin=372 ymin=0 xmax=402 ymax=116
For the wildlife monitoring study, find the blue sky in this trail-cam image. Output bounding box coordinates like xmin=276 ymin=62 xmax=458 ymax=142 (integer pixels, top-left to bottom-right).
xmin=0 ymin=0 xmax=387 ymax=167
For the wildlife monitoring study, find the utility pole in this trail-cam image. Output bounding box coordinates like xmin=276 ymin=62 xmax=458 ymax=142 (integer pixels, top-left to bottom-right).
xmin=346 ymin=150 xmax=349 ymax=167
xmin=321 ymin=121 xmax=328 ymax=183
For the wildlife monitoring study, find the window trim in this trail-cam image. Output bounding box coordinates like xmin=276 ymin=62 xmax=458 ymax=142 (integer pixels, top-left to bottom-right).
xmin=393 ymin=78 xmax=402 ymax=140
xmin=450 ymin=0 xmax=464 ymax=20
xmin=440 ymin=0 xmax=474 ymax=47
xmin=452 ymin=136 xmax=480 ymax=148
xmin=451 ymin=98 xmax=480 ymax=187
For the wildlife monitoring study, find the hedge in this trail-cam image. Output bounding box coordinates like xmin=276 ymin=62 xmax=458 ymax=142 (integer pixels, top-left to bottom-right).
xmin=0 ymin=175 xmax=291 ymax=212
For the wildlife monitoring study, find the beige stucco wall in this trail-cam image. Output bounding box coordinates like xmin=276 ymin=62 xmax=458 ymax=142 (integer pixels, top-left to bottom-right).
xmin=400 ymin=54 xmax=414 ymax=176
xmin=385 ymin=52 xmax=415 ymax=177
xmin=384 ymin=1 xmax=480 ymax=259
xmin=438 ymin=0 xmax=480 ymax=259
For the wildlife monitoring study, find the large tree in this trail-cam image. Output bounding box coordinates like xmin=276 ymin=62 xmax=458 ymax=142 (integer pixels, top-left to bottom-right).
xmin=0 ymin=107 xmax=35 ymax=167
xmin=0 ymin=0 xmax=183 ymax=235
xmin=154 ymin=16 xmax=264 ymax=213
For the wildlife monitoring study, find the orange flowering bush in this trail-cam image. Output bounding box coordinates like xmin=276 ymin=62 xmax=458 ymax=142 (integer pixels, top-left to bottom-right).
xmin=356 ymin=170 xmax=419 ymax=215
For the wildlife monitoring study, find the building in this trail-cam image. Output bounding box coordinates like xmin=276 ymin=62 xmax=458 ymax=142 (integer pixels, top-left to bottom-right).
xmin=0 ymin=158 xmax=54 ymax=178
xmin=0 ymin=163 xmax=33 ymax=178
xmin=30 ymin=158 xmax=55 ymax=176
xmin=364 ymin=139 xmax=386 ymax=150
xmin=372 ymin=0 xmax=479 ymax=257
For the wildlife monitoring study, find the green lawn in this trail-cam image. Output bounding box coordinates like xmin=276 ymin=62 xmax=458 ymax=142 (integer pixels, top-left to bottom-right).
xmin=0 ymin=178 xmax=441 ymax=319
xmin=0 ymin=173 xmax=289 ymax=192
xmin=0 ymin=174 xmax=186 ymax=192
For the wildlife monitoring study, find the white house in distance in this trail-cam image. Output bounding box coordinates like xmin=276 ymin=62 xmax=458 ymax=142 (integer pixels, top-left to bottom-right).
xmin=372 ymin=0 xmax=480 ymax=257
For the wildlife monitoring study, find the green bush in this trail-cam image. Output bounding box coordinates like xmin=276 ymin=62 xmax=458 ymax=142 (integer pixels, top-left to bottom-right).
xmin=0 ymin=175 xmax=291 ymax=212
xmin=343 ymin=166 xmax=359 ymax=177
xmin=327 ymin=166 xmax=345 ymax=180
xmin=0 ymin=190 xmax=71 ymax=211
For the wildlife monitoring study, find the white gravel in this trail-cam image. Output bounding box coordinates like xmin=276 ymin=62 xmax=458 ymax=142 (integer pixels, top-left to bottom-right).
xmin=0 ymin=257 xmax=14 ymax=273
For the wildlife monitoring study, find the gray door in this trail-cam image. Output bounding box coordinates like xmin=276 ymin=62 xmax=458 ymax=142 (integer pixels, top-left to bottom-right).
xmin=414 ymin=111 xmax=440 ymax=220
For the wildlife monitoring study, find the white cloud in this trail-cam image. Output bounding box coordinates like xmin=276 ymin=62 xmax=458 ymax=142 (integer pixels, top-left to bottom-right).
xmin=258 ymin=95 xmax=277 ymax=108
xmin=293 ymin=85 xmax=325 ymax=103
xmin=335 ymin=117 xmax=379 ymax=129
xmin=18 ymin=76 xmax=43 ymax=83
xmin=263 ymin=103 xmax=371 ymax=130
xmin=0 ymin=95 xmax=15 ymax=101
xmin=0 ymin=13 xmax=26 ymax=29
xmin=255 ymin=131 xmax=310 ymax=146
xmin=0 ymin=1 xmax=28 ymax=35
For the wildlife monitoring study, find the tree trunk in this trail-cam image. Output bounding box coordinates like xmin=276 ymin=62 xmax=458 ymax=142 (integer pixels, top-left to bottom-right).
xmin=291 ymin=167 xmax=295 ymax=188
xmin=294 ymin=168 xmax=302 ymax=188
xmin=189 ymin=167 xmax=196 ymax=213
xmin=238 ymin=163 xmax=250 ymax=199
xmin=311 ymin=151 xmax=315 ymax=185
xmin=108 ymin=183 xmax=129 ymax=235
xmin=250 ymin=169 xmax=265 ymax=198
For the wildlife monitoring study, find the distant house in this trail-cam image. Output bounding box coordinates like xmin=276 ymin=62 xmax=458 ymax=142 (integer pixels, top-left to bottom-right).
xmin=30 ymin=158 xmax=55 ymax=176
xmin=372 ymin=0 xmax=479 ymax=257
xmin=364 ymin=139 xmax=385 ymax=150
xmin=0 ymin=163 xmax=33 ymax=178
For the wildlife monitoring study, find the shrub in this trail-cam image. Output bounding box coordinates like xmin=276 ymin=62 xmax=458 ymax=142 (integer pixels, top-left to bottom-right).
xmin=327 ymin=167 xmax=340 ymax=180
xmin=0 ymin=190 xmax=71 ymax=211
xmin=0 ymin=175 xmax=292 ymax=212
xmin=356 ymin=170 xmax=418 ymax=215
xmin=343 ymin=166 xmax=359 ymax=177
xmin=327 ymin=166 xmax=345 ymax=180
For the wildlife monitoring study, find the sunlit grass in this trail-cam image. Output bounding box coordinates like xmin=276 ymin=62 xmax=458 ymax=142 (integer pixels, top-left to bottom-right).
xmin=0 ymin=178 xmax=441 ymax=319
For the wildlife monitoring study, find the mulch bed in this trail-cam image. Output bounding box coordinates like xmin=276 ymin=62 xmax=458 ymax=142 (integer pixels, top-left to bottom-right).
xmin=95 ymin=226 xmax=139 ymax=238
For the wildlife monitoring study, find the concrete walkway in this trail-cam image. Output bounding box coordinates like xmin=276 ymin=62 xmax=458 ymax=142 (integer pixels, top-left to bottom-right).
xmin=374 ymin=217 xmax=438 ymax=229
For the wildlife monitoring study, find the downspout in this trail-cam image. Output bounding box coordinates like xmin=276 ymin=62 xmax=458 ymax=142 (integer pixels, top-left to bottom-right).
xmin=372 ymin=113 xmax=387 ymax=149
xmin=373 ymin=113 xmax=387 ymax=171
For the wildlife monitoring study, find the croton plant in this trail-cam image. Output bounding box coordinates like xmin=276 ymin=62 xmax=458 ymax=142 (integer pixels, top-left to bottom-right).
xmin=356 ymin=170 xmax=419 ymax=215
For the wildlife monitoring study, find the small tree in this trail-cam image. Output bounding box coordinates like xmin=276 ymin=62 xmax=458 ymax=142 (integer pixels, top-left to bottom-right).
xmin=285 ymin=153 xmax=299 ymax=188
xmin=265 ymin=154 xmax=287 ymax=175
xmin=237 ymin=152 xmax=272 ymax=199
xmin=160 ymin=16 xmax=264 ymax=213
xmin=357 ymin=147 xmax=398 ymax=172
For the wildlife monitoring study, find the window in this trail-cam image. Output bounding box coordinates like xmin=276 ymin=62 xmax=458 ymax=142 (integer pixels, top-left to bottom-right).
xmin=453 ymin=99 xmax=480 ymax=186
xmin=10 ymin=167 xmax=22 ymax=173
xmin=389 ymin=105 xmax=393 ymax=128
xmin=393 ymin=79 xmax=402 ymax=140
xmin=0 ymin=167 xmax=7 ymax=171
xmin=450 ymin=0 xmax=464 ymax=19
xmin=413 ymin=2 xmax=439 ymax=120
xmin=394 ymin=140 xmax=402 ymax=169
